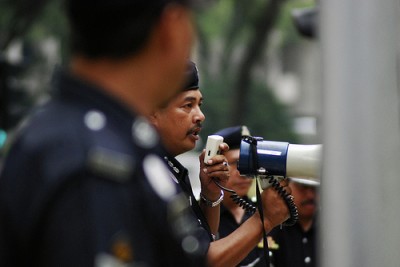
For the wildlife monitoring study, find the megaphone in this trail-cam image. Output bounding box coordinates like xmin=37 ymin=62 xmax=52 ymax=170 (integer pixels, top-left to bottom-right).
xmin=237 ymin=136 xmax=322 ymax=188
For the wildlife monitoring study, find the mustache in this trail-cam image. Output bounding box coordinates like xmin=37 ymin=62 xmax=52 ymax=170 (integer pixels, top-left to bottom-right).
xmin=300 ymin=199 xmax=316 ymax=206
xmin=186 ymin=122 xmax=203 ymax=135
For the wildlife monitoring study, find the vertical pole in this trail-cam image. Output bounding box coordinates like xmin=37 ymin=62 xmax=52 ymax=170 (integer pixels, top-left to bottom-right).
xmin=320 ymin=0 xmax=400 ymax=266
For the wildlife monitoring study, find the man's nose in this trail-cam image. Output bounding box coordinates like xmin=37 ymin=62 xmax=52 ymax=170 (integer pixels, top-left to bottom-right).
xmin=194 ymin=107 xmax=205 ymax=122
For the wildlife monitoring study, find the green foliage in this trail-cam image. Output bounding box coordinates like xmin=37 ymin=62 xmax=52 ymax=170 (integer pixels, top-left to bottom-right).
xmin=26 ymin=0 xmax=66 ymax=39
xmin=199 ymin=74 xmax=298 ymax=144
xmin=0 ymin=0 xmax=68 ymax=59
xmin=199 ymin=75 xmax=232 ymax=138
xmin=21 ymin=0 xmax=69 ymax=60
xmin=196 ymin=0 xmax=308 ymax=143
xmin=0 ymin=0 xmax=310 ymax=143
xmin=196 ymin=0 xmax=234 ymax=38
xmin=244 ymin=82 xmax=298 ymax=142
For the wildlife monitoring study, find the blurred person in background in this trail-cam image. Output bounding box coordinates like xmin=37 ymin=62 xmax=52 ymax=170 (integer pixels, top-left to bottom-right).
xmin=268 ymin=178 xmax=319 ymax=267
xmin=214 ymin=125 xmax=268 ymax=267
xmin=149 ymin=61 xmax=292 ymax=267
xmin=0 ymin=0 xmax=206 ymax=266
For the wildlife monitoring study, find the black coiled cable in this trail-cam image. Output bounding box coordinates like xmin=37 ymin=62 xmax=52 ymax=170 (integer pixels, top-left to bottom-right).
xmin=213 ymin=181 xmax=257 ymax=214
xmin=214 ymin=176 xmax=298 ymax=226
xmin=265 ymin=176 xmax=298 ymax=226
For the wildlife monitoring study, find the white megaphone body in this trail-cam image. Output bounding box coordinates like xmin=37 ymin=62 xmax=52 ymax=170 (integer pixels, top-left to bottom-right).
xmin=237 ymin=136 xmax=322 ymax=188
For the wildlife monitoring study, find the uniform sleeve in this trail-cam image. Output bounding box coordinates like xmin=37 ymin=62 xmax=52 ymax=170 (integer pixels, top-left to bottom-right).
xmin=0 ymin=126 xmax=135 ymax=266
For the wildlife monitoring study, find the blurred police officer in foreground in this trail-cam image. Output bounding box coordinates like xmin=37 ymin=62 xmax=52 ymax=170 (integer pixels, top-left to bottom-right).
xmin=0 ymin=0 xmax=206 ymax=266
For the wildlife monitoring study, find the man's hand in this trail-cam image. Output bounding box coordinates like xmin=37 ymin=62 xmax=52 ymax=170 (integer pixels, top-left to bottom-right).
xmin=199 ymin=142 xmax=230 ymax=200
xmin=261 ymin=179 xmax=292 ymax=232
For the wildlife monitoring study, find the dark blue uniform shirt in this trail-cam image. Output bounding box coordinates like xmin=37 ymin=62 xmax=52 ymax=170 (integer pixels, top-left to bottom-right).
xmin=218 ymin=196 xmax=267 ymax=267
xmin=163 ymin=156 xmax=213 ymax=243
xmin=0 ymin=69 xmax=207 ymax=267
xmin=268 ymin=219 xmax=318 ymax=267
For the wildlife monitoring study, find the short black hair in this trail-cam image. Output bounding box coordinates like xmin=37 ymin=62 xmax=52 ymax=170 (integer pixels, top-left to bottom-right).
xmin=65 ymin=0 xmax=191 ymax=59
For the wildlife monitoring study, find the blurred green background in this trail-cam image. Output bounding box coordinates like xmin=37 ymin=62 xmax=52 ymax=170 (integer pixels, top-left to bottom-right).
xmin=0 ymin=0 xmax=319 ymax=149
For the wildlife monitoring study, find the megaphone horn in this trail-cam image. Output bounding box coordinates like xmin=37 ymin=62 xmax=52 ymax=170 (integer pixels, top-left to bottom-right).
xmin=237 ymin=136 xmax=322 ymax=183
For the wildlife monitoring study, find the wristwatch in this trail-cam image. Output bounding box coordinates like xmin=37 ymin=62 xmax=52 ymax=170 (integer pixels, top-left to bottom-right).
xmin=200 ymin=190 xmax=224 ymax=207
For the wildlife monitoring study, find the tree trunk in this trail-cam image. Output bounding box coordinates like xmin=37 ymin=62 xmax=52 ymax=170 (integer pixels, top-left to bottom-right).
xmin=231 ymin=0 xmax=286 ymax=125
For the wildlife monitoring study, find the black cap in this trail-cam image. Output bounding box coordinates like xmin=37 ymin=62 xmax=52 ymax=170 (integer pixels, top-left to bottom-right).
xmin=213 ymin=126 xmax=251 ymax=149
xmin=182 ymin=61 xmax=199 ymax=91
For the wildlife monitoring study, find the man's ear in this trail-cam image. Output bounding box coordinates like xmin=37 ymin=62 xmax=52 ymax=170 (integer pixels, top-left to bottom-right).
xmin=148 ymin=110 xmax=159 ymax=126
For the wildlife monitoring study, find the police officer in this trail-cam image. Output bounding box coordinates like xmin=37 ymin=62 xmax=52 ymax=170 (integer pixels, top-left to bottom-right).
xmin=268 ymin=178 xmax=320 ymax=267
xmin=214 ymin=125 xmax=269 ymax=267
xmin=161 ymin=61 xmax=230 ymax=246
xmin=0 ymin=1 xmax=206 ymax=266
xmin=149 ymin=61 xmax=293 ymax=267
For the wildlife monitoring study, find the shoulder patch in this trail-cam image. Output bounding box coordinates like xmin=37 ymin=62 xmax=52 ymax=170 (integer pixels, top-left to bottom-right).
xmin=87 ymin=146 xmax=135 ymax=182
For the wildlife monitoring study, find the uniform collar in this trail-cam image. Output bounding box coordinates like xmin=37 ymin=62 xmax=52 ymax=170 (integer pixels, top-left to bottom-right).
xmin=52 ymin=67 xmax=136 ymax=124
xmin=51 ymin=67 xmax=161 ymax=151
xmin=163 ymin=156 xmax=187 ymax=178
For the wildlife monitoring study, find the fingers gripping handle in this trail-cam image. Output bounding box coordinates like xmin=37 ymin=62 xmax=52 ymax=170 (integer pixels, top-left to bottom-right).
xmin=260 ymin=176 xmax=298 ymax=226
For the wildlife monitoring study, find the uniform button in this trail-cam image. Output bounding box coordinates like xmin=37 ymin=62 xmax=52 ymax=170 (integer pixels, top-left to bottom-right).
xmin=132 ymin=117 xmax=158 ymax=148
xmin=302 ymin=237 xmax=308 ymax=244
xmin=305 ymin=256 xmax=312 ymax=264
xmin=182 ymin=235 xmax=200 ymax=254
xmin=84 ymin=110 xmax=106 ymax=131
xmin=143 ymin=154 xmax=176 ymax=200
